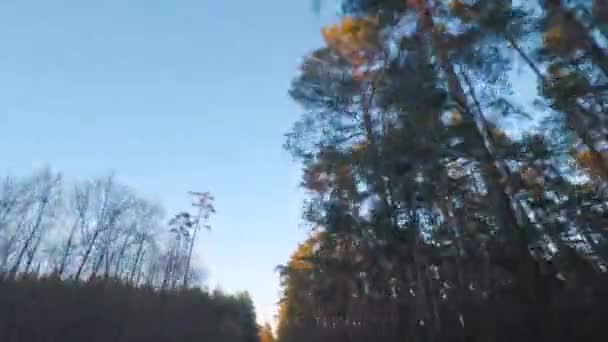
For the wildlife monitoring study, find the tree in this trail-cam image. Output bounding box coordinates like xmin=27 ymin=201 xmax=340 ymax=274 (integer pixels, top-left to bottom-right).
xmin=184 ymin=191 xmax=215 ymax=288
xmin=74 ymin=175 xmax=131 ymax=280
xmin=8 ymin=167 xmax=62 ymax=278
xmin=259 ymin=323 xmax=276 ymax=342
xmin=55 ymin=181 xmax=91 ymax=277
xmin=0 ymin=167 xmax=213 ymax=291
xmin=278 ymin=1 xmax=608 ymax=341
xmin=0 ymin=275 xmax=261 ymax=342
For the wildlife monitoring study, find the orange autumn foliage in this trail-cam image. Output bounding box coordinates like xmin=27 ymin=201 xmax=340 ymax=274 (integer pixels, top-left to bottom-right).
xmin=321 ymin=16 xmax=380 ymax=71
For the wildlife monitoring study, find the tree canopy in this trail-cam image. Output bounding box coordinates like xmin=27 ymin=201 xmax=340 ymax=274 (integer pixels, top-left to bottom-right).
xmin=277 ymin=1 xmax=608 ymax=341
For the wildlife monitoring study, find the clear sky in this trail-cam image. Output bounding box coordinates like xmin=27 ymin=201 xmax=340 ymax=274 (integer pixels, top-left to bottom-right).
xmin=0 ymin=0 xmax=334 ymax=326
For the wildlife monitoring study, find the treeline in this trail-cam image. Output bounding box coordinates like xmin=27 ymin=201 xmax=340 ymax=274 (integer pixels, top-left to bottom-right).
xmin=278 ymin=1 xmax=608 ymax=342
xmin=0 ymin=167 xmax=211 ymax=287
xmin=0 ymin=275 xmax=259 ymax=342
xmin=0 ymin=167 xmax=260 ymax=342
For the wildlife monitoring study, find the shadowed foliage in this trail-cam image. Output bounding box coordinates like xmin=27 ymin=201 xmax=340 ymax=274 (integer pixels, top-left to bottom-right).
xmin=0 ymin=275 xmax=259 ymax=342
xmin=278 ymin=1 xmax=608 ymax=341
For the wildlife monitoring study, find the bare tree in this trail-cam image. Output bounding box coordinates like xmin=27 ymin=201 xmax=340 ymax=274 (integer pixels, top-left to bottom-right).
xmin=0 ymin=175 xmax=43 ymax=272
xmin=56 ymin=182 xmax=92 ymax=277
xmin=121 ymin=199 xmax=163 ymax=283
xmin=161 ymin=220 xmax=188 ymax=289
xmin=183 ymin=191 xmax=215 ymax=288
xmin=0 ymin=176 xmax=20 ymax=233
xmin=0 ymin=175 xmax=24 ymax=271
xmin=143 ymin=241 xmax=163 ymax=288
xmin=0 ymin=169 xmax=207 ymax=292
xmin=8 ymin=167 xmax=62 ymax=278
xmin=74 ymin=175 xmax=131 ymax=280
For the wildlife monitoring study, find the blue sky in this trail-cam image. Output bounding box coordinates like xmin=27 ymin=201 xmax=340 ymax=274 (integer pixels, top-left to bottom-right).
xmin=0 ymin=0 xmax=334 ymax=325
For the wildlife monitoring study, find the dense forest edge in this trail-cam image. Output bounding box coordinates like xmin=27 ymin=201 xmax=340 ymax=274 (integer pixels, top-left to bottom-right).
xmin=275 ymin=0 xmax=608 ymax=342
xmin=0 ymin=276 xmax=259 ymax=342
xmin=0 ymin=169 xmax=266 ymax=342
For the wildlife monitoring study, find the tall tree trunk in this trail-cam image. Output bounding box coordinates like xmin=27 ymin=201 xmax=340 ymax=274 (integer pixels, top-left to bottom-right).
xmin=113 ymin=238 xmax=130 ymax=279
xmin=89 ymin=251 xmax=105 ymax=281
xmin=415 ymin=4 xmax=539 ymax=302
xmin=56 ymin=219 xmax=79 ymax=277
xmin=91 ymin=244 xmax=109 ymax=280
xmin=9 ymin=199 xmax=49 ymax=278
xmin=128 ymin=238 xmax=145 ymax=285
xmin=74 ymin=229 xmax=102 ymax=280
xmin=183 ymin=222 xmax=199 ymax=288
xmin=135 ymin=249 xmax=146 ymax=287
xmin=359 ymin=82 xmax=397 ymax=228
xmin=0 ymin=222 xmax=21 ymax=272
xmin=23 ymin=233 xmax=42 ymax=274
xmin=76 ymin=208 xmax=120 ymax=280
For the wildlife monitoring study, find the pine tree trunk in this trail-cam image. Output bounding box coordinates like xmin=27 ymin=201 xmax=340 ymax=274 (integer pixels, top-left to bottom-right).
xmin=415 ymin=4 xmax=539 ymax=306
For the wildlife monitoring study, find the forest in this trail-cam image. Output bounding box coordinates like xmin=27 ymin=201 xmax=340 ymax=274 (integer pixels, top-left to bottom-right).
xmin=2 ymin=0 xmax=608 ymax=341
xmin=276 ymin=0 xmax=608 ymax=342
xmin=0 ymin=169 xmax=260 ymax=342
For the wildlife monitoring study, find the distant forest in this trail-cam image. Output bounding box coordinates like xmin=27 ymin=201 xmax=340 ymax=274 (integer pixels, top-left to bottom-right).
xmin=277 ymin=1 xmax=608 ymax=342
xmin=0 ymin=276 xmax=258 ymax=342
xmin=0 ymin=169 xmax=261 ymax=342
